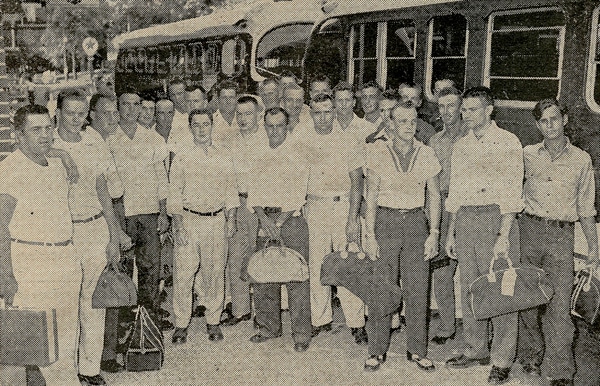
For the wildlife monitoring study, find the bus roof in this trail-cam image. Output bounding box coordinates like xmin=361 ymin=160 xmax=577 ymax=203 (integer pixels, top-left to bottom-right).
xmin=113 ymin=0 xmax=324 ymax=50
xmin=318 ymin=0 xmax=463 ymax=20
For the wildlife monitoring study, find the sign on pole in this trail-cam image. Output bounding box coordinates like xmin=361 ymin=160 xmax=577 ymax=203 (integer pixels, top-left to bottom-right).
xmin=82 ymin=37 xmax=98 ymax=57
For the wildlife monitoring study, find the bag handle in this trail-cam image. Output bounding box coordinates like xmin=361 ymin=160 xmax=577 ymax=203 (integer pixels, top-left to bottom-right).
xmin=488 ymin=254 xmax=514 ymax=274
xmin=340 ymin=242 xmax=367 ymax=260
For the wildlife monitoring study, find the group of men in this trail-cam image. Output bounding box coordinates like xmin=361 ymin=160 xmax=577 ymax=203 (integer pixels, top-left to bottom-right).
xmin=0 ymin=69 xmax=598 ymax=386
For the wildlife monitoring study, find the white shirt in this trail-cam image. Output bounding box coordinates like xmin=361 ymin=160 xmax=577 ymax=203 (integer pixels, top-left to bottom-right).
xmin=0 ymin=150 xmax=73 ymax=242
xmin=212 ymin=110 xmax=238 ymax=150
xmin=108 ymin=124 xmax=169 ymax=217
xmin=87 ymin=126 xmax=124 ymax=199
xmin=232 ymin=126 xmax=269 ymax=193
xmin=167 ymin=110 xmax=191 ymax=153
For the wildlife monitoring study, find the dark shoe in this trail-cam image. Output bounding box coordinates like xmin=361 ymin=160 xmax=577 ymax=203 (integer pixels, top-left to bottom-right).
xmin=311 ymin=322 xmax=332 ymax=337
xmin=294 ymin=341 xmax=310 ymax=352
xmin=25 ymin=365 xmax=46 ymax=386
xmin=192 ymin=305 xmax=206 ymax=318
xmin=100 ymin=359 xmax=124 ymax=373
xmin=219 ymin=302 xmax=234 ymax=323
xmin=207 ymin=324 xmax=224 ymax=341
xmin=550 ymin=380 xmax=573 ymax=386
xmin=78 ymin=373 xmax=106 ymax=386
xmin=351 ymin=326 xmax=368 ymax=345
xmin=249 ymin=333 xmax=281 ymax=343
xmin=488 ymin=366 xmax=511 ymax=385
xmin=431 ymin=332 xmax=455 ymax=345
xmin=171 ymin=327 xmax=188 ymax=344
xmin=156 ymin=308 xmax=171 ymax=319
xmin=407 ymin=351 xmax=436 ymax=372
xmin=222 ymin=312 xmax=251 ymax=327
xmin=446 ymin=354 xmax=490 ymax=368
xmin=522 ymin=363 xmax=541 ymax=376
xmin=364 ymin=353 xmax=387 ymax=372
xmin=159 ymin=319 xmax=174 ymax=331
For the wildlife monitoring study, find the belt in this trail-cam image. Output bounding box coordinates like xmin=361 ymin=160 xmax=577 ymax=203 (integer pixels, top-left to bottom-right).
xmin=378 ymin=206 xmax=423 ymax=214
xmin=184 ymin=207 xmax=223 ymax=216
xmin=459 ymin=204 xmax=499 ymax=212
xmin=263 ymin=206 xmax=282 ymax=214
xmin=306 ymin=194 xmax=348 ymax=202
xmin=72 ymin=211 xmax=104 ymax=224
xmin=522 ymin=212 xmax=574 ymax=228
xmin=11 ymin=238 xmax=72 ymax=247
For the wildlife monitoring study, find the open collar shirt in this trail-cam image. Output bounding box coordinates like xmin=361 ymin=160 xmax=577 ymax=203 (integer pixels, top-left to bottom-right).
xmin=212 ymin=109 xmax=238 ymax=150
xmin=428 ymin=122 xmax=468 ymax=193
xmin=523 ymin=139 xmax=596 ymax=222
xmin=445 ymin=121 xmax=524 ymax=214
xmin=232 ymin=126 xmax=269 ymax=193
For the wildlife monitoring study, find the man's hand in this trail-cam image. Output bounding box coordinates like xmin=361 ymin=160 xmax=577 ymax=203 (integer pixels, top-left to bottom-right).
xmin=586 ymin=249 xmax=600 ymax=273
xmin=493 ymin=235 xmax=510 ymax=260
xmin=364 ymin=234 xmax=379 ymax=260
xmin=445 ymin=233 xmax=457 ymax=260
xmin=106 ymin=240 xmax=120 ymax=270
xmin=0 ymin=273 xmax=18 ymax=306
xmin=119 ymin=228 xmax=133 ymax=251
xmin=174 ymin=227 xmax=189 ymax=246
xmin=47 ymin=148 xmax=79 ymax=184
xmin=260 ymin=214 xmax=280 ymax=240
xmin=424 ymin=232 xmax=439 ymax=261
xmin=157 ymin=213 xmax=170 ymax=234
xmin=346 ymin=217 xmax=360 ymax=244
xmin=225 ymin=208 xmax=237 ymax=238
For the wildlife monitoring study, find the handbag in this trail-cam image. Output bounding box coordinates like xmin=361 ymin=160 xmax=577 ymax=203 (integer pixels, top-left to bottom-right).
xmin=468 ymin=256 xmax=554 ymax=320
xmin=125 ymin=305 xmax=164 ymax=372
xmin=571 ymin=268 xmax=600 ymax=329
xmin=246 ymin=239 xmax=309 ymax=284
xmin=0 ymin=301 xmax=58 ymax=367
xmin=92 ymin=264 xmax=138 ymax=309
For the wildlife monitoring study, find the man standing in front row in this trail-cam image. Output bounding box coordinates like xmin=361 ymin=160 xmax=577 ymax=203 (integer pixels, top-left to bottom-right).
xmin=445 ymin=87 xmax=524 ymax=385
xmin=0 ymin=105 xmax=81 ymax=385
xmin=517 ymin=99 xmax=599 ymax=386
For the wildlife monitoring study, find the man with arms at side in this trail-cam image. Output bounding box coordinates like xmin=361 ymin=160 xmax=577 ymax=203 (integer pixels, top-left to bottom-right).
xmin=517 ymin=99 xmax=599 ymax=386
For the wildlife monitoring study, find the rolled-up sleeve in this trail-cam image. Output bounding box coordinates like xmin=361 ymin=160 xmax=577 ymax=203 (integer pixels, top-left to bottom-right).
xmin=577 ymin=153 xmax=597 ymax=218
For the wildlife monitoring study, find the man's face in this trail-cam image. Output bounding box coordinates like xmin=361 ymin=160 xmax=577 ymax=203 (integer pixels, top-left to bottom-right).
xmin=279 ymin=76 xmax=296 ymax=92
xmin=97 ymin=76 xmax=115 ymax=96
xmin=92 ymin=98 xmax=119 ymax=135
xmin=185 ymin=89 xmax=207 ymax=112
xmin=59 ymin=99 xmax=88 ymax=135
xmin=461 ymin=97 xmax=492 ymax=131
xmin=309 ymin=81 xmax=331 ymax=99
xmin=536 ymin=105 xmax=566 ymax=141
xmin=118 ymin=93 xmax=141 ymax=124
xmin=334 ymin=89 xmax=355 ymax=116
xmin=260 ymin=82 xmax=280 ymax=110
xmin=399 ymin=86 xmax=422 ymax=108
xmin=155 ymin=102 xmax=174 ymax=130
xmin=360 ymin=87 xmax=380 ymax=115
xmin=264 ymin=112 xmax=288 ymax=149
xmin=18 ymin=113 xmax=53 ymax=156
xmin=310 ymin=100 xmax=335 ymax=131
xmin=219 ymin=89 xmax=237 ymax=114
xmin=190 ymin=113 xmax=212 ymax=145
xmin=236 ymin=102 xmax=258 ymax=133
xmin=138 ymin=100 xmax=156 ymax=127
xmin=169 ymin=83 xmax=186 ymax=111
xmin=379 ymin=99 xmax=397 ymax=124
xmin=282 ymin=89 xmax=304 ymax=118
xmin=391 ymin=106 xmax=417 ymax=142
xmin=434 ymin=79 xmax=455 ymax=97
xmin=438 ymin=94 xmax=461 ymax=127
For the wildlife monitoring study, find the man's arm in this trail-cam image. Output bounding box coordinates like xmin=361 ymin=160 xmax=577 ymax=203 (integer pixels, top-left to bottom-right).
xmin=580 ymin=216 xmax=599 ymax=265
xmin=445 ymin=212 xmax=457 ymax=260
xmin=47 ymin=148 xmax=79 ymax=184
xmin=424 ymin=175 xmax=441 ymax=260
xmin=493 ymin=212 xmax=517 ymax=260
xmin=347 ymin=167 xmax=363 ymax=243
xmin=97 ymin=175 xmax=127 ymax=267
xmin=0 ymin=194 xmax=17 ymax=304
xmin=363 ymin=168 xmax=380 ymax=258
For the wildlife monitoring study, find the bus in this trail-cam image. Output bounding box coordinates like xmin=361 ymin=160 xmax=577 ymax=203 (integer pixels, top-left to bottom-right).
xmin=112 ymin=0 xmax=323 ymax=96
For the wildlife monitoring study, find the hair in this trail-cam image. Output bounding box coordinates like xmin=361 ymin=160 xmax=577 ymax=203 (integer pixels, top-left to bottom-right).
xmin=264 ymin=107 xmax=290 ymax=125
xmin=237 ymin=95 xmax=259 ymax=106
xmin=139 ymin=91 xmax=157 ymax=103
xmin=279 ymin=69 xmax=298 ymax=82
xmin=332 ymin=81 xmax=354 ymax=95
xmin=14 ymin=104 xmax=49 ymax=132
xmin=310 ymin=73 xmax=331 ymax=88
xmin=117 ymin=84 xmax=139 ymax=99
xmin=260 ymin=77 xmax=280 ymax=91
xmin=398 ymin=82 xmax=423 ymax=98
xmin=310 ymin=93 xmax=334 ymax=105
xmin=390 ymin=100 xmax=417 ymax=120
xmin=463 ymin=86 xmax=494 ymax=107
xmin=361 ymin=80 xmax=383 ymax=93
xmin=216 ymin=79 xmax=239 ymax=95
xmin=168 ymin=76 xmax=186 ymax=89
xmin=57 ymin=89 xmax=88 ymax=110
xmin=89 ymin=93 xmax=117 ymax=112
xmin=188 ymin=108 xmax=214 ymax=125
xmin=281 ymin=82 xmax=303 ymax=96
xmin=437 ymin=86 xmax=463 ymax=100
xmin=532 ymin=98 xmax=568 ymax=121
xmin=185 ymin=85 xmax=207 ymax=95
xmin=155 ymin=99 xmax=174 ymax=110
xmin=381 ymin=89 xmax=400 ymax=102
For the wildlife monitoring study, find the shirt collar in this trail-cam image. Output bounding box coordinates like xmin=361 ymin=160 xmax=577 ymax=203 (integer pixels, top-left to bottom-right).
xmin=538 ymin=137 xmax=571 ymax=158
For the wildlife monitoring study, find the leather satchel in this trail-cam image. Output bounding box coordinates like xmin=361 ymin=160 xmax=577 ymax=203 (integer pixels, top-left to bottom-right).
xmin=125 ymin=305 xmax=164 ymax=372
xmin=92 ymin=264 xmax=138 ymax=309
xmin=468 ymin=257 xmax=554 ymax=320
xmin=246 ymin=240 xmax=309 ymax=284
xmin=571 ymin=268 xmax=600 ymax=329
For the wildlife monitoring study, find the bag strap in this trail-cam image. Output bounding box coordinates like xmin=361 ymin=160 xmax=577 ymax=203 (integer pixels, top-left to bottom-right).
xmin=488 ymin=255 xmax=514 ymax=274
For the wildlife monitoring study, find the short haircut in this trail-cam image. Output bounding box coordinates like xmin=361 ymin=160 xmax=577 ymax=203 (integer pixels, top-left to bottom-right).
xmin=332 ymin=81 xmax=354 ymax=95
xmin=14 ymin=104 xmax=49 ymax=132
xmin=117 ymin=84 xmax=139 ymax=99
xmin=57 ymin=89 xmax=88 ymax=110
xmin=139 ymin=92 xmax=157 ymax=103
xmin=381 ymin=89 xmax=400 ymax=102
xmin=361 ymin=80 xmax=383 ymax=93
xmin=310 ymin=73 xmax=331 ymax=88
xmin=437 ymin=86 xmax=463 ymax=100
xmin=279 ymin=69 xmax=298 ymax=82
xmin=264 ymin=107 xmax=290 ymax=125
xmin=90 ymin=93 xmax=117 ymax=111
xmin=188 ymin=108 xmax=214 ymax=125
xmin=390 ymin=100 xmax=417 ymax=120
xmin=399 ymin=82 xmax=423 ymax=98
xmin=532 ymin=98 xmax=568 ymax=121
xmin=310 ymin=93 xmax=334 ymax=105
xmin=185 ymin=85 xmax=207 ymax=95
xmin=155 ymin=99 xmax=174 ymax=110
xmin=216 ymin=79 xmax=239 ymax=95
xmin=260 ymin=77 xmax=279 ymax=91
xmin=281 ymin=82 xmax=303 ymax=96
xmin=463 ymin=86 xmax=494 ymax=107
xmin=237 ymin=95 xmax=258 ymax=106
xmin=168 ymin=76 xmax=186 ymax=89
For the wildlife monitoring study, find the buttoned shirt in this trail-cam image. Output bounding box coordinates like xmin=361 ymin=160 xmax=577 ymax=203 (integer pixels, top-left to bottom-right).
xmin=523 ymin=139 xmax=596 ymax=222
xmin=232 ymin=126 xmax=269 ymax=193
xmin=366 ymin=139 xmax=441 ymax=209
xmin=446 ymin=121 xmax=524 ymax=214
xmin=87 ymin=126 xmax=124 ymax=199
xmin=428 ymin=122 xmax=468 ymax=193
xmin=212 ymin=110 xmax=238 ymax=150
xmin=167 ymin=144 xmax=238 ymax=216
xmin=0 ymin=150 xmax=72 ymax=242
xmin=108 ymin=124 xmax=169 ymax=217
xmin=167 ymin=109 xmax=191 ymax=154
xmin=416 ymin=118 xmax=436 ymax=145
xmin=53 ymin=129 xmax=114 ymax=220
xmin=246 ymin=138 xmax=309 ymax=212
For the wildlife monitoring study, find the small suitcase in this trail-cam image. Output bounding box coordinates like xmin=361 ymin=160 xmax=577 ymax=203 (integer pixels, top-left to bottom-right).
xmin=125 ymin=306 xmax=164 ymax=372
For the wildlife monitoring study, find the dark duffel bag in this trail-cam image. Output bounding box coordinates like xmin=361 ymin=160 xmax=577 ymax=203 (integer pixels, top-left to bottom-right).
xmin=92 ymin=264 xmax=137 ymax=309
xmin=125 ymin=306 xmax=164 ymax=372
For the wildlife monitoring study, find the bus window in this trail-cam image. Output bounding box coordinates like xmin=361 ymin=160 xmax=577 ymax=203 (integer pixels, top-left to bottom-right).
xmin=304 ymin=17 xmax=345 ymax=88
xmin=256 ymin=23 xmax=313 ymax=79
xmin=146 ymin=47 xmax=157 ymax=74
xmin=222 ymin=39 xmax=237 ymax=76
xmin=205 ymin=42 xmax=220 ymax=76
xmin=171 ymin=44 xmax=186 ymax=76
xmin=156 ymin=46 xmax=170 ymax=75
xmin=350 ymin=22 xmax=378 ymax=88
xmin=426 ymin=14 xmax=467 ymax=99
xmin=586 ymin=6 xmax=600 ymax=113
xmin=485 ymin=8 xmax=565 ymax=105
xmin=188 ymin=42 xmax=203 ymax=76
xmin=385 ymin=20 xmax=416 ymax=90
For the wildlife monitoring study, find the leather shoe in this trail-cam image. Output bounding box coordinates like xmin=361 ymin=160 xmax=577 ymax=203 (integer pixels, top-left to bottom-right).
xmin=207 ymin=324 xmax=224 ymax=342
xmin=431 ymin=332 xmax=455 ymax=345
xmin=522 ymin=362 xmax=541 ymax=376
xmin=407 ymin=351 xmax=436 ymax=372
xmin=446 ymin=354 xmax=490 ymax=368
xmin=550 ymin=379 xmax=573 ymax=386
xmin=488 ymin=366 xmax=511 ymax=385
xmin=311 ymin=322 xmax=332 ymax=337
xmin=192 ymin=305 xmax=206 ymax=318
xmin=249 ymin=333 xmax=281 ymax=343
xmin=294 ymin=341 xmax=310 ymax=352
xmin=364 ymin=353 xmax=387 ymax=372
xmin=100 ymin=359 xmax=124 ymax=373
xmin=351 ymin=326 xmax=368 ymax=345
xmin=171 ymin=327 xmax=188 ymax=344
xmin=222 ymin=312 xmax=251 ymax=327
xmin=159 ymin=319 xmax=174 ymax=331
xmin=78 ymin=373 xmax=106 ymax=386
xmin=25 ymin=365 xmax=46 ymax=386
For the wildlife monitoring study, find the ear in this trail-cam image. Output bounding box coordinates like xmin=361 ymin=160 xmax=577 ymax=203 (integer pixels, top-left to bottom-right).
xmin=484 ymin=104 xmax=493 ymax=118
xmin=89 ymin=110 xmax=96 ymax=122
